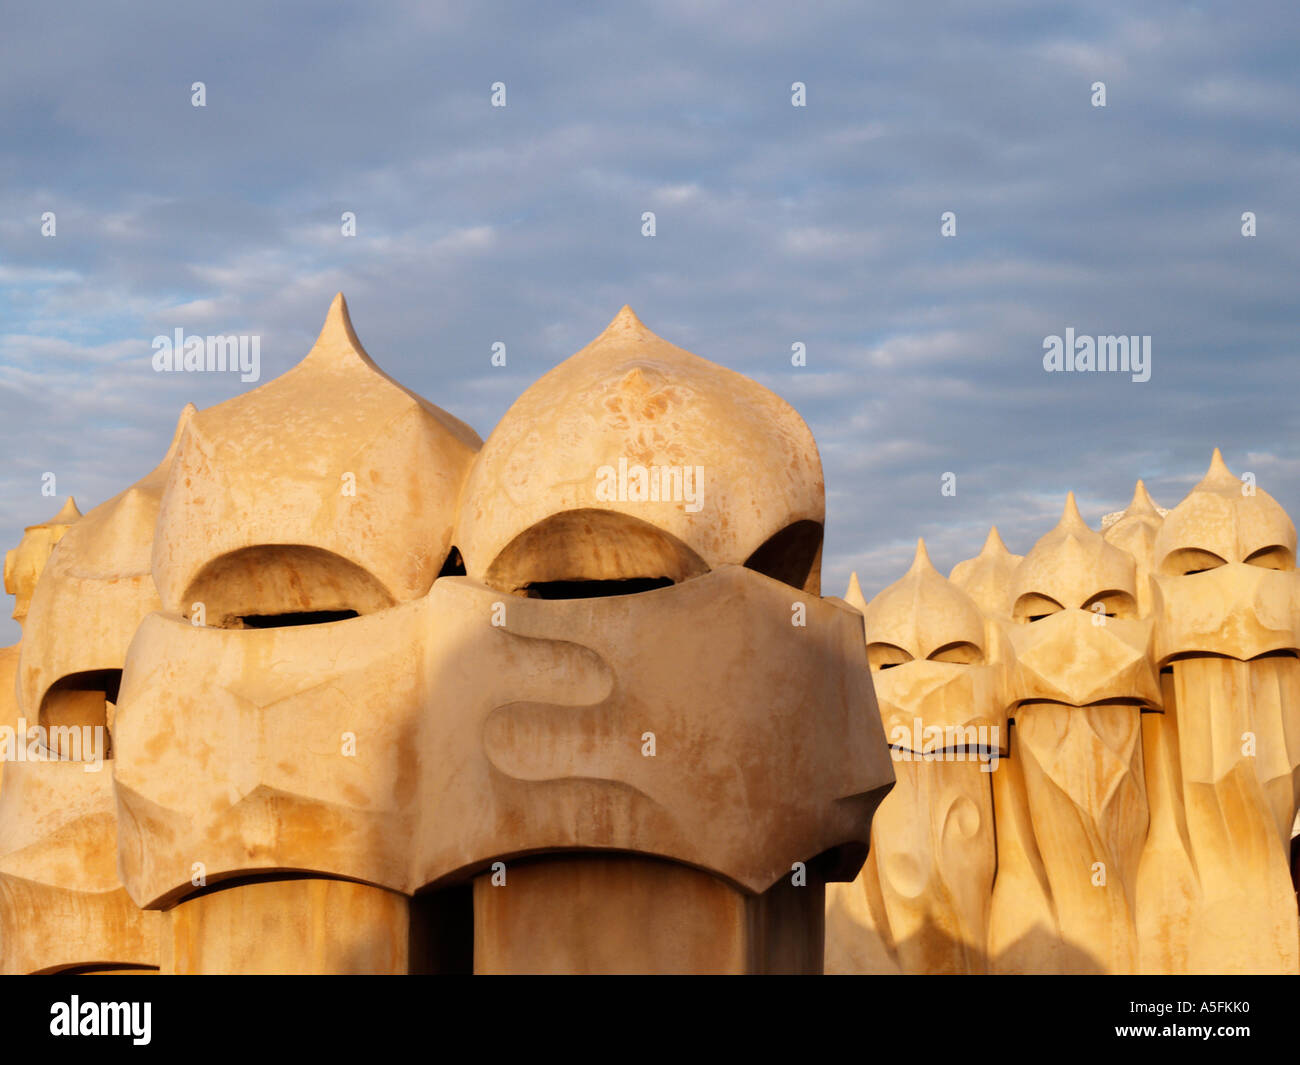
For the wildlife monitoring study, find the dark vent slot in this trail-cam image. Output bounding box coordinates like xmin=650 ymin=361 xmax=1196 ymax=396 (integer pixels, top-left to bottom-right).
xmin=523 ymin=577 xmax=674 ymax=600
xmin=239 ymin=610 xmax=359 ymax=628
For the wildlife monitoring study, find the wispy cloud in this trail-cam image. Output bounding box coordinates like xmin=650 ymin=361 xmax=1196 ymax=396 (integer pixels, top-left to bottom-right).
xmin=1 ymin=0 xmax=1297 ymax=644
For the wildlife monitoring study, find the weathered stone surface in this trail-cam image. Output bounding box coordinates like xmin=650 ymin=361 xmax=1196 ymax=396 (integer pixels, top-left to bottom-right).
xmin=1 ymin=295 xmax=888 ymax=974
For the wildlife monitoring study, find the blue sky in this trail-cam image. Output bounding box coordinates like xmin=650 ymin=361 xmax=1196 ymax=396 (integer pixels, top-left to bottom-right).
xmin=2 ymin=0 xmax=1297 ymax=644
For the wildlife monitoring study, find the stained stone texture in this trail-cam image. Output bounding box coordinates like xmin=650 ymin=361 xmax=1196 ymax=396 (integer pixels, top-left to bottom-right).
xmin=0 ymin=296 xmax=891 ymax=975
xmin=454 ymin=305 xmax=826 ymax=596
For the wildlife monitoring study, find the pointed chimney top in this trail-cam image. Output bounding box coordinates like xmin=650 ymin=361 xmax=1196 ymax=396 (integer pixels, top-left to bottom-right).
xmin=980 ymin=525 xmax=1009 ymax=557
xmin=305 ymin=292 xmax=373 ymax=369
xmin=907 ymin=537 xmax=936 ymax=575
xmin=1126 ymin=478 xmax=1162 ymax=518
xmin=844 ymin=571 xmax=868 ymax=613
xmin=50 ymin=496 xmax=81 ymax=523
xmin=1198 ymin=447 xmax=1238 ymax=489
xmin=26 ymin=495 xmax=81 ymax=532
xmin=599 ymin=305 xmax=652 ymax=339
xmin=1059 ymin=491 xmax=1091 ymax=533
xmin=164 ymin=402 xmax=198 ymax=457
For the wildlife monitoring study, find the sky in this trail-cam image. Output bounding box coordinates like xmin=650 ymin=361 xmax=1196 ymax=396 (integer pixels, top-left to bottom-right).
xmin=1 ymin=0 xmax=1297 ymax=644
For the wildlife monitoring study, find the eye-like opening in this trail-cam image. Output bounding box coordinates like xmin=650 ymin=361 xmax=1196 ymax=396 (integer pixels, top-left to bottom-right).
xmin=38 ymin=669 xmax=121 ymax=761
xmin=1244 ymin=545 xmax=1294 ymax=572
xmin=743 ymin=520 xmax=823 ymax=594
xmin=238 ymin=610 xmax=359 ymax=628
xmin=1160 ymin=547 xmax=1228 ymax=577
xmin=522 ymin=577 xmax=674 ymax=600
xmin=1082 ymin=589 xmax=1137 ymax=621
xmin=928 ymin=640 xmax=984 ymax=665
xmin=485 ymin=509 xmax=708 ymax=600
xmin=182 ymin=545 xmax=394 ymax=629
xmin=1013 ymin=593 xmax=1064 ymax=624
xmin=867 ymin=642 xmax=913 ymax=671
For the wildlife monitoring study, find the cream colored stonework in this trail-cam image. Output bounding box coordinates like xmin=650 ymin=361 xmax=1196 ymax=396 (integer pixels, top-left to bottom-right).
xmin=0 ymin=296 xmax=890 ymax=974
xmin=4 ymin=294 xmax=1292 ymax=975
xmin=828 ymin=455 xmax=1300 ymax=974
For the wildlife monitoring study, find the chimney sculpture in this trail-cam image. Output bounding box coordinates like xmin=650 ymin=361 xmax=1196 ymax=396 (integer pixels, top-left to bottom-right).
xmin=0 ymin=296 xmax=893 ymax=974
xmin=993 ymin=494 xmax=1158 ymax=974
xmin=8 ymin=294 xmax=1291 ymax=976
xmin=1147 ymin=451 xmax=1300 ymax=973
xmin=445 ymin=305 xmax=891 ymax=973
xmin=828 ymin=464 xmax=1300 ymax=975
xmin=115 ymin=295 xmax=482 ymax=974
xmin=825 ymin=541 xmax=1004 ymax=975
